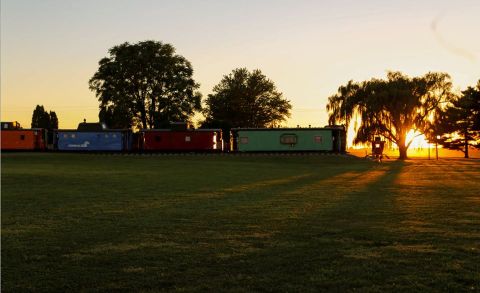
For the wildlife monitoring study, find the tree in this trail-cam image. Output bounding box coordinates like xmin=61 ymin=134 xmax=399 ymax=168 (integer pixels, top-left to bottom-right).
xmin=327 ymin=71 xmax=453 ymax=159
xmin=89 ymin=40 xmax=202 ymax=129
xmin=202 ymin=68 xmax=292 ymax=132
xmin=49 ymin=111 xmax=58 ymax=129
xmin=428 ymin=80 xmax=480 ymax=158
xmin=31 ymin=105 xmax=58 ymax=129
xmin=99 ymin=105 xmax=133 ymax=129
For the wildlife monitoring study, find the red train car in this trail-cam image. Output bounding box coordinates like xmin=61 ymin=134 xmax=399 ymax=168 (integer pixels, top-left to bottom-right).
xmin=140 ymin=123 xmax=222 ymax=152
xmin=1 ymin=121 xmax=47 ymax=151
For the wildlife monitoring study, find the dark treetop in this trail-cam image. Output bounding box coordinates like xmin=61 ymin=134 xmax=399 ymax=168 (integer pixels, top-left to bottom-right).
xmin=89 ymin=40 xmax=201 ymax=129
xmin=202 ymin=68 xmax=291 ymax=133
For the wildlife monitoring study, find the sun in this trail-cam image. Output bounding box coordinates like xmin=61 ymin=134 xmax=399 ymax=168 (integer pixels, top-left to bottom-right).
xmin=346 ymin=127 xmax=434 ymax=150
xmin=406 ymin=129 xmax=432 ymax=149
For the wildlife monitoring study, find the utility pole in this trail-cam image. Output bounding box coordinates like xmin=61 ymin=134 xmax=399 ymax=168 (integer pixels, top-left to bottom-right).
xmin=428 ymin=142 xmax=431 ymax=160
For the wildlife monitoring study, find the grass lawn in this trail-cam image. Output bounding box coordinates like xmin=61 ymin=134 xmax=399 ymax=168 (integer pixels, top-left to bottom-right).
xmin=1 ymin=153 xmax=479 ymax=292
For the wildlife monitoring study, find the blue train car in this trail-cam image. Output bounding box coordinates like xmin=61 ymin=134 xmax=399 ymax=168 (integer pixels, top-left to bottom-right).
xmin=56 ymin=121 xmax=132 ymax=151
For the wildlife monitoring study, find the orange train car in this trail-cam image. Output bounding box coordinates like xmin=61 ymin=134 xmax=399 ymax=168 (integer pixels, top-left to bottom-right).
xmin=1 ymin=121 xmax=47 ymax=151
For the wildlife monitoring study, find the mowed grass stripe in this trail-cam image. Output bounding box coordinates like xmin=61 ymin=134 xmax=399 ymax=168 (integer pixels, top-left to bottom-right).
xmin=2 ymin=154 xmax=479 ymax=291
xmin=2 ymin=154 xmax=368 ymax=291
xmin=390 ymin=160 xmax=480 ymax=290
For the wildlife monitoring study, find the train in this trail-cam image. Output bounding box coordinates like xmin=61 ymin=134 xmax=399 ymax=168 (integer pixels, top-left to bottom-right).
xmin=1 ymin=120 xmax=346 ymax=153
xmin=1 ymin=122 xmax=48 ymax=151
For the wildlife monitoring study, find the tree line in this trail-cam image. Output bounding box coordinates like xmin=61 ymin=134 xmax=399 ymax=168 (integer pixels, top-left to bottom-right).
xmin=88 ymin=40 xmax=291 ymax=136
xmin=31 ymin=40 xmax=479 ymax=159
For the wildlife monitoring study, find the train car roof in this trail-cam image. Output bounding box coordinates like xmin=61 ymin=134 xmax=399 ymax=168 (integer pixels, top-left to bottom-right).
xmin=139 ymin=128 xmax=222 ymax=132
xmin=56 ymin=129 xmax=131 ymax=132
xmin=231 ymin=127 xmax=337 ymax=131
xmin=0 ymin=128 xmax=45 ymax=131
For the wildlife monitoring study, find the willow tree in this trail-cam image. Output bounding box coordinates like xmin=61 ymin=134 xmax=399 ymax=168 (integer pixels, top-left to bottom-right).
xmin=89 ymin=40 xmax=201 ymax=129
xmin=327 ymin=71 xmax=453 ymax=159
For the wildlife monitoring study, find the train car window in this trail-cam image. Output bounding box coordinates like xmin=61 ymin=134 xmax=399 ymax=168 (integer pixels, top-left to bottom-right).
xmin=155 ymin=135 xmax=161 ymax=142
xmin=63 ymin=134 xmax=68 ymax=138
xmin=314 ymin=136 xmax=322 ymax=143
xmin=185 ymin=136 xmax=191 ymax=142
xmin=240 ymin=137 xmax=249 ymax=144
xmin=280 ymin=134 xmax=297 ymax=144
xmin=20 ymin=135 xmax=25 ymax=140
xmin=112 ymin=134 xmax=117 ymax=138
xmin=71 ymin=134 xmax=76 ymax=138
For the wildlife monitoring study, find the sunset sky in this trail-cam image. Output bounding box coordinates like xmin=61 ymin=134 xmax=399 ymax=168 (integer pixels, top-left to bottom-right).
xmin=1 ymin=0 xmax=479 ymax=129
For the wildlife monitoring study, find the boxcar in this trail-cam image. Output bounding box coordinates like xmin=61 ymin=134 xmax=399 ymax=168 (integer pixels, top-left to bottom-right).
xmin=140 ymin=128 xmax=222 ymax=152
xmin=1 ymin=121 xmax=47 ymax=151
xmin=56 ymin=122 xmax=132 ymax=151
xmin=328 ymin=125 xmax=347 ymax=153
xmin=232 ymin=126 xmax=346 ymax=152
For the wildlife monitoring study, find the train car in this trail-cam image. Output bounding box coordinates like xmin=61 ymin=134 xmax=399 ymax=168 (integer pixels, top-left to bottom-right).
xmin=56 ymin=121 xmax=132 ymax=151
xmin=140 ymin=122 xmax=222 ymax=152
xmin=323 ymin=125 xmax=347 ymax=153
xmin=232 ymin=126 xmax=346 ymax=152
xmin=1 ymin=121 xmax=47 ymax=151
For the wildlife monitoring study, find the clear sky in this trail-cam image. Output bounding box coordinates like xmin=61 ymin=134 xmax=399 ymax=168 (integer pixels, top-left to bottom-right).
xmin=1 ymin=0 xmax=479 ymax=129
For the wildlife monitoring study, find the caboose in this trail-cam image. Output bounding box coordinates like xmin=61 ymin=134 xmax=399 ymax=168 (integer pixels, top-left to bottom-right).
xmin=139 ymin=122 xmax=223 ymax=152
xmin=231 ymin=125 xmax=346 ymax=153
xmin=56 ymin=120 xmax=132 ymax=151
xmin=1 ymin=121 xmax=47 ymax=151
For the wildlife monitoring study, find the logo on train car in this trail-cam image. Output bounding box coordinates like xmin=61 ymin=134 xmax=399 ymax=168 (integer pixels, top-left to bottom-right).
xmin=67 ymin=141 xmax=90 ymax=148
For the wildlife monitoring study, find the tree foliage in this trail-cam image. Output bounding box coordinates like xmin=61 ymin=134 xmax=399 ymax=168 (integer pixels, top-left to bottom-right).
xmin=428 ymin=80 xmax=480 ymax=158
xmin=89 ymin=40 xmax=202 ymax=129
xmin=31 ymin=105 xmax=58 ymax=129
xmin=98 ymin=105 xmax=133 ymax=129
xmin=327 ymin=71 xmax=453 ymax=159
xmin=202 ymin=68 xmax=291 ymax=131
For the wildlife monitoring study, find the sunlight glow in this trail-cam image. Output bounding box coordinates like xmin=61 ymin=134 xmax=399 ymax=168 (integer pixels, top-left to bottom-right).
xmin=406 ymin=130 xmax=432 ymax=150
xmin=347 ymin=128 xmax=435 ymax=150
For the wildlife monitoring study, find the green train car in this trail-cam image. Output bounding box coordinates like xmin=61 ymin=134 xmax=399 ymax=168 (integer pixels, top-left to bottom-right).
xmin=232 ymin=126 xmax=346 ymax=152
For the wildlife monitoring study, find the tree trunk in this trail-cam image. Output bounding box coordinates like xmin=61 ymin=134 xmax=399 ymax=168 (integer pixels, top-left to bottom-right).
xmin=398 ymin=133 xmax=408 ymax=160
xmin=399 ymin=145 xmax=408 ymax=160
xmin=140 ymin=110 xmax=147 ymax=129
xmin=464 ymin=129 xmax=469 ymax=158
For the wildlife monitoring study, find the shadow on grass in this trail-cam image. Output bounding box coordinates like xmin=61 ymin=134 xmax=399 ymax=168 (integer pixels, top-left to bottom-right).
xmin=1 ymin=155 xmax=377 ymax=291
xmin=5 ymin=157 xmax=478 ymax=291
xmin=50 ymin=160 xmax=393 ymax=291
xmin=218 ymin=160 xmax=478 ymax=292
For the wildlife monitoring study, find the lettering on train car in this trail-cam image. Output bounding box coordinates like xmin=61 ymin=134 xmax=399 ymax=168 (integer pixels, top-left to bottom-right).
xmin=67 ymin=141 xmax=90 ymax=148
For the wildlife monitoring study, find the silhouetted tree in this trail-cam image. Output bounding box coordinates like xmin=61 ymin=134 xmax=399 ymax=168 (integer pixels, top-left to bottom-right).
xmin=89 ymin=40 xmax=202 ymax=129
xmin=202 ymin=68 xmax=291 ymax=132
xmin=428 ymin=80 xmax=480 ymax=158
xmin=99 ymin=105 xmax=133 ymax=129
xmin=48 ymin=111 xmax=58 ymax=129
xmin=31 ymin=105 xmax=58 ymax=129
xmin=327 ymin=71 xmax=454 ymax=159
